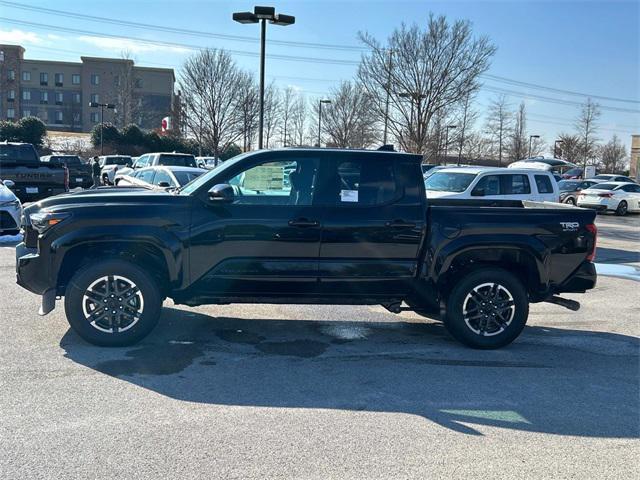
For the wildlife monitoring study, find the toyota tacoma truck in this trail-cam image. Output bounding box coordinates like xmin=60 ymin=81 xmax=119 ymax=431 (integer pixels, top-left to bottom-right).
xmin=0 ymin=142 xmax=68 ymax=202
xmin=15 ymin=147 xmax=597 ymax=349
xmin=40 ymin=155 xmax=92 ymax=189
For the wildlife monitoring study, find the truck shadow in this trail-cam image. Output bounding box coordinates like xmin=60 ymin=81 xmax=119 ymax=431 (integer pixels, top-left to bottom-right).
xmin=60 ymin=306 xmax=639 ymax=439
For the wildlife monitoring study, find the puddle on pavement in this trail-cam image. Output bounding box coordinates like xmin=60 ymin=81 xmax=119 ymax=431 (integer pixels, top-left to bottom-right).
xmin=93 ymin=342 xmax=204 ymax=376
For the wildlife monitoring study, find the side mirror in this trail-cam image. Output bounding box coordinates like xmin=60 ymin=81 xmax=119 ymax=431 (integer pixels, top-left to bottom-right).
xmin=470 ymin=188 xmax=485 ymax=197
xmin=158 ymin=181 xmax=171 ymax=188
xmin=3 ymin=179 xmax=15 ymax=189
xmin=208 ymin=183 xmax=234 ymax=203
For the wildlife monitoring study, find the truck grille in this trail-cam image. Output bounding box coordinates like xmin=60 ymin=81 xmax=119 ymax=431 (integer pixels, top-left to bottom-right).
xmin=0 ymin=211 xmax=18 ymax=230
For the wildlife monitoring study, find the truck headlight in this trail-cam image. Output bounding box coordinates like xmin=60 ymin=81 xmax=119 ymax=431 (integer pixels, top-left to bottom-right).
xmin=29 ymin=212 xmax=71 ymax=233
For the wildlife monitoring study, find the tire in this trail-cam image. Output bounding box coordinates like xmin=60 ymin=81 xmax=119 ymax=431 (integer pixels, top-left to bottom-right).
xmin=444 ymin=268 xmax=529 ymax=349
xmin=64 ymin=260 xmax=163 ymax=346
xmin=615 ymin=201 xmax=628 ymax=216
xmin=565 ymin=197 xmax=576 ymax=206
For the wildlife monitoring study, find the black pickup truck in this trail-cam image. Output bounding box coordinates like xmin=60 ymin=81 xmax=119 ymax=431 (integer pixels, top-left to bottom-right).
xmin=0 ymin=142 xmax=68 ymax=202
xmin=40 ymin=155 xmax=92 ymax=189
xmin=15 ymin=148 xmax=597 ymax=349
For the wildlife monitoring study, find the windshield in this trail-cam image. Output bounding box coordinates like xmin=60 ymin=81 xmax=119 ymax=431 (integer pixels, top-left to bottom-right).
xmin=558 ymin=180 xmax=581 ymax=191
xmin=179 ymin=152 xmax=254 ymax=195
xmin=424 ymin=172 xmax=478 ymax=192
xmin=158 ymin=154 xmax=197 ymax=167
xmin=588 ymin=183 xmax=618 ymax=190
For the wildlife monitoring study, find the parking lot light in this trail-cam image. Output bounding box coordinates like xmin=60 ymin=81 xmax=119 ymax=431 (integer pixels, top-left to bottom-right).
xmin=89 ymin=101 xmax=116 ymax=154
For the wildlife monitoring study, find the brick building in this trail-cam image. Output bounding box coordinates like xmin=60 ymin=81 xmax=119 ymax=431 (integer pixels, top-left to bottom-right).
xmin=0 ymin=44 xmax=175 ymax=133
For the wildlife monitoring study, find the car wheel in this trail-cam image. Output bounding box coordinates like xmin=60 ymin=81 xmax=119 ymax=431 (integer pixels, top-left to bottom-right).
xmin=565 ymin=197 xmax=576 ymax=205
xmin=615 ymin=201 xmax=628 ymax=216
xmin=444 ymin=268 xmax=529 ymax=349
xmin=64 ymin=260 xmax=162 ymax=346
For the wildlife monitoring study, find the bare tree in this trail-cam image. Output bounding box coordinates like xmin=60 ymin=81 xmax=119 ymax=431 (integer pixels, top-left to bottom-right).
xmin=262 ymin=83 xmax=281 ymax=148
xmin=484 ymin=94 xmax=511 ymax=165
xmin=291 ymin=95 xmax=307 ymax=146
xmin=279 ymin=87 xmax=297 ymax=147
xmin=599 ymin=135 xmax=627 ymax=173
xmin=112 ymin=51 xmax=139 ymax=128
xmin=314 ymin=81 xmax=377 ymax=148
xmin=575 ymin=98 xmax=601 ymax=172
xmin=554 ymin=133 xmax=583 ymax=164
xmin=358 ymin=14 xmax=496 ymax=154
xmin=455 ymin=92 xmax=478 ymax=163
xmin=179 ymin=49 xmax=246 ymax=157
xmin=508 ymin=101 xmax=527 ymax=161
xmin=236 ymin=72 xmax=259 ymax=151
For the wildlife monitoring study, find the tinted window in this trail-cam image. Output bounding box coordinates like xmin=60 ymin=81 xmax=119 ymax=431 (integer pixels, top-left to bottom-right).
xmin=473 ymin=175 xmax=501 ymax=195
xmin=534 ymin=175 xmax=554 ymax=194
xmin=224 ymin=158 xmax=318 ymax=206
xmin=425 ymin=172 xmax=477 ymax=193
xmin=137 ymin=170 xmax=155 ymax=183
xmin=589 ymin=183 xmax=618 ymax=190
xmin=0 ymin=144 xmax=39 ymax=163
xmin=153 ymin=170 xmax=174 ymax=187
xmin=593 ymin=175 xmax=612 ymax=180
xmin=335 ymin=158 xmax=397 ymax=205
xmin=174 ymin=170 xmax=204 ymax=186
xmin=505 ymin=174 xmax=531 ymax=194
xmin=157 ymin=154 xmax=197 ymax=168
xmin=559 ymin=180 xmax=581 ymax=192
xmin=621 ymin=184 xmax=640 ymax=193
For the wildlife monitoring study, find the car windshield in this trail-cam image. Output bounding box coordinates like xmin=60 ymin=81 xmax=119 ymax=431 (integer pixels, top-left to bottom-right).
xmin=424 ymin=172 xmax=478 ymax=192
xmin=558 ymin=180 xmax=581 ymax=191
xmin=174 ymin=170 xmax=205 ymax=186
xmin=179 ymin=152 xmax=254 ymax=195
xmin=588 ymin=183 xmax=618 ymax=190
xmin=158 ymin=154 xmax=197 ymax=167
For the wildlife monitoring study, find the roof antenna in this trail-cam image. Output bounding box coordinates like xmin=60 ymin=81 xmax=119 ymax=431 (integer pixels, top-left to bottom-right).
xmin=378 ymin=144 xmax=395 ymax=152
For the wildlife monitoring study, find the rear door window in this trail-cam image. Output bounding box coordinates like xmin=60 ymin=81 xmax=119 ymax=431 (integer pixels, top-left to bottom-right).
xmin=472 ymin=175 xmax=501 ymax=195
xmin=503 ymin=174 xmax=531 ymax=194
xmin=333 ymin=158 xmax=398 ymax=206
xmin=534 ymin=174 xmax=554 ymax=194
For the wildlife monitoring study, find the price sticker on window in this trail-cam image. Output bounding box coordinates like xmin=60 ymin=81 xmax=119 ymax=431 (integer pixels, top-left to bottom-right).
xmin=340 ymin=189 xmax=358 ymax=203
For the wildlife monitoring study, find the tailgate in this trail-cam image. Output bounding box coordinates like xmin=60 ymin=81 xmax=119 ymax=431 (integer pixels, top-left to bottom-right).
xmin=2 ymin=165 xmax=66 ymax=186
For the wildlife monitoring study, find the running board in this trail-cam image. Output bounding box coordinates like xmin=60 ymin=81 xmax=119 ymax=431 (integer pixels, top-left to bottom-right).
xmin=544 ymin=295 xmax=580 ymax=311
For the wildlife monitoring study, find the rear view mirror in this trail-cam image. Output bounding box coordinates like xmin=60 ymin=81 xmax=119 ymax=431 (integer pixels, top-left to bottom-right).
xmin=471 ymin=188 xmax=485 ymax=197
xmin=2 ymin=179 xmax=15 ymax=189
xmin=208 ymin=183 xmax=234 ymax=203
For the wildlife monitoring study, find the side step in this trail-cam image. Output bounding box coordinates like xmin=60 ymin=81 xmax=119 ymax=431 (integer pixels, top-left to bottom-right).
xmin=544 ymin=295 xmax=581 ymax=311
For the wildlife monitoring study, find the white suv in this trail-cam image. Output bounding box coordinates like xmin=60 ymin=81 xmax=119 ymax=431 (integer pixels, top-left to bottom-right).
xmin=425 ymin=167 xmax=559 ymax=202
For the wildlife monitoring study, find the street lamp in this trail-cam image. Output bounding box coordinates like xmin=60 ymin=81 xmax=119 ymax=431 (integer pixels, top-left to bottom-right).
xmin=528 ymin=134 xmax=540 ymax=159
xmin=89 ymin=101 xmax=115 ymax=155
xmin=444 ymin=125 xmax=457 ymax=164
xmin=317 ymin=99 xmax=331 ymax=147
xmin=554 ymin=139 xmax=564 ymax=159
xmin=233 ymin=6 xmax=295 ymax=150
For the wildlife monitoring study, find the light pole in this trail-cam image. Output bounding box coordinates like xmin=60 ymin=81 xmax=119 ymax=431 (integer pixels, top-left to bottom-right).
xmin=89 ymin=101 xmax=115 ymax=155
xmin=528 ymin=134 xmax=540 ymax=158
xmin=317 ymin=99 xmax=331 ymax=147
xmin=444 ymin=125 xmax=457 ymax=164
xmin=233 ymin=6 xmax=295 ymax=150
xmin=554 ymin=139 xmax=563 ymax=158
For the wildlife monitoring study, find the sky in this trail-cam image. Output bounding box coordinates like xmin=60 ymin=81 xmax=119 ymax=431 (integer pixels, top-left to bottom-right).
xmin=1 ymin=0 xmax=638 ymax=150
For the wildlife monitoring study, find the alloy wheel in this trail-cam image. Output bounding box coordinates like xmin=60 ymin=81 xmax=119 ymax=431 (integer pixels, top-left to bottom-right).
xmin=81 ymin=275 xmax=144 ymax=333
xmin=462 ymin=282 xmax=515 ymax=336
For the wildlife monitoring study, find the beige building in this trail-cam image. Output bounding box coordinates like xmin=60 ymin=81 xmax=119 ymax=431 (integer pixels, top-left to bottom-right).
xmin=0 ymin=44 xmax=175 ymax=133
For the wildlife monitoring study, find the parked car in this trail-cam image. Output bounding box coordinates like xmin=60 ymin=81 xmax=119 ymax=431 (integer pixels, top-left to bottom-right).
xmin=0 ymin=142 xmax=68 ymax=202
xmin=133 ymin=152 xmax=198 ymax=169
xmin=196 ymin=156 xmax=219 ymax=169
xmin=425 ymin=167 xmax=559 ymax=202
xmin=558 ymin=179 xmax=599 ymax=205
xmin=591 ymin=174 xmax=637 ymax=184
xmin=0 ymin=179 xmax=22 ymax=236
xmin=116 ymin=166 xmax=206 ymax=189
xmin=99 ymin=155 xmax=133 ymax=185
xmin=16 ymin=147 xmax=597 ymax=350
xmin=40 ymin=155 xmax=92 ymax=189
xmin=561 ymin=167 xmax=584 ymax=180
xmin=577 ymin=182 xmax=640 ymax=215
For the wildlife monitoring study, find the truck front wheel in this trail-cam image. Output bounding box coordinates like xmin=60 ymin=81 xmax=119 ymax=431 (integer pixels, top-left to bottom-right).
xmin=64 ymin=260 xmax=163 ymax=346
xmin=444 ymin=268 xmax=529 ymax=349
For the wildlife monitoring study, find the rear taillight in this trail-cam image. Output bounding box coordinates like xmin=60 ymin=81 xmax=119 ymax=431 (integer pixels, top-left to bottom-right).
xmin=598 ymin=193 xmax=613 ymax=198
xmin=585 ymin=223 xmax=597 ymax=262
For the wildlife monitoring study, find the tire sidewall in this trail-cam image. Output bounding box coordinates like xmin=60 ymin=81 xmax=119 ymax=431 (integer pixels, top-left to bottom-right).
xmin=616 ymin=201 xmax=628 ymax=216
xmin=64 ymin=260 xmax=162 ymax=346
xmin=445 ymin=268 xmax=529 ymax=349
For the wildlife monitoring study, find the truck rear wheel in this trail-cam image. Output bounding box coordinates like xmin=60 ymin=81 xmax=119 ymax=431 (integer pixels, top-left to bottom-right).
xmin=64 ymin=260 xmax=162 ymax=346
xmin=444 ymin=268 xmax=528 ymax=349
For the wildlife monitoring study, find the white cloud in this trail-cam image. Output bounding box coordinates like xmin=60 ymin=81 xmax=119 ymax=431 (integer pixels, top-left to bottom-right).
xmin=0 ymin=29 xmax=44 ymax=45
xmin=77 ymin=35 xmax=190 ymax=54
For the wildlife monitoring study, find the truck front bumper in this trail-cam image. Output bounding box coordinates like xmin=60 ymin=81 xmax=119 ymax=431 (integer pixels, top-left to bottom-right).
xmin=16 ymin=242 xmax=51 ymax=295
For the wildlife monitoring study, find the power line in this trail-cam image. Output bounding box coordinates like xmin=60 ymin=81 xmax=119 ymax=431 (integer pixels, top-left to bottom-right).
xmin=2 ymin=0 xmax=638 ymax=105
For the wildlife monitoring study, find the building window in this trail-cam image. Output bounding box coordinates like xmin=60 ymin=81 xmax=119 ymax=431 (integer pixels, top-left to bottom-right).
xmin=55 ymin=111 xmax=63 ymax=124
xmin=40 ymin=72 xmax=48 ymax=85
xmin=90 ymin=112 xmax=99 ymax=123
xmin=22 ymin=90 xmax=31 ymax=101
xmin=8 ymin=69 xmax=15 ymax=81
xmin=41 ymin=91 xmax=48 ymax=104
xmin=23 ymin=109 xmax=31 ymax=118
xmin=7 ymin=90 xmax=15 ymax=101
xmin=91 ymin=74 xmax=99 ymax=85
xmin=73 ymin=112 xmax=81 ymax=123
xmin=54 ymin=73 xmax=64 ymax=86
xmin=22 ymin=71 xmax=31 ymax=81
xmin=73 ymin=93 xmax=81 ymax=103
xmin=7 ymin=108 xmax=15 ymax=119
xmin=72 ymin=74 xmax=81 ymax=85
xmin=91 ymin=93 xmax=99 ymax=103
xmin=55 ymin=92 xmax=64 ymax=104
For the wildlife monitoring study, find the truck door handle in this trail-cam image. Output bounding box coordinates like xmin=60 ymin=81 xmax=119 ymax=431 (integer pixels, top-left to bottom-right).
xmin=385 ymin=219 xmax=416 ymax=228
xmin=288 ymin=218 xmax=319 ymax=228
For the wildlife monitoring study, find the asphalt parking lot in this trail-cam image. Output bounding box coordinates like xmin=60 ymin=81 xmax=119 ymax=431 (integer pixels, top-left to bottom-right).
xmin=1 ymin=213 xmax=638 ymax=479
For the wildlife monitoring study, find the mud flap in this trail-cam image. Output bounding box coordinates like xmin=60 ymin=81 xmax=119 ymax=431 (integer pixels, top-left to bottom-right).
xmin=38 ymin=289 xmax=56 ymax=316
